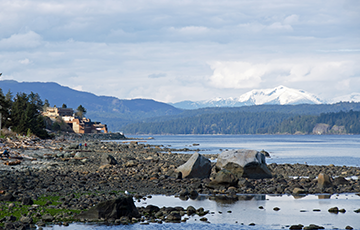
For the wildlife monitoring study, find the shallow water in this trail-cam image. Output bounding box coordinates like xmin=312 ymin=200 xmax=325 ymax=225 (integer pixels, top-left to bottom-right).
xmin=44 ymin=194 xmax=360 ymax=229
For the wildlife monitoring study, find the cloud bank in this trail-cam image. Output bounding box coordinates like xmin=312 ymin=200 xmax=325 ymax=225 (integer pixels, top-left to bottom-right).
xmin=0 ymin=0 xmax=359 ymax=102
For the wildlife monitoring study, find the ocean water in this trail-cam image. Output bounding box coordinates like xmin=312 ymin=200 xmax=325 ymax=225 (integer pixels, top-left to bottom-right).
xmin=44 ymin=135 xmax=360 ymax=229
xmin=123 ymin=134 xmax=360 ymax=166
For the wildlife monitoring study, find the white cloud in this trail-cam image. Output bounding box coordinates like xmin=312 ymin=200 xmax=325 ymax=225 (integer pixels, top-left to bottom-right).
xmin=284 ymin=14 xmax=299 ymax=25
xmin=170 ymin=26 xmax=210 ymax=34
xmin=209 ymin=61 xmax=264 ymax=89
xmin=0 ymin=31 xmax=42 ymax=50
xmin=19 ymin=58 xmax=31 ymax=65
xmin=267 ymin=22 xmax=293 ymax=31
xmin=207 ymin=58 xmax=360 ymax=97
xmin=0 ymin=0 xmax=359 ymax=103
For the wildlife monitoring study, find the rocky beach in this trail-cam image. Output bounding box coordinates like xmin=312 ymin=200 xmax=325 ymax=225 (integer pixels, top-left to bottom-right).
xmin=0 ymin=134 xmax=359 ymax=229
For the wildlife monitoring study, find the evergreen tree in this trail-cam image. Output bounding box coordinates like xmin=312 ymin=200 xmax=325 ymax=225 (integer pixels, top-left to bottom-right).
xmin=76 ymin=105 xmax=86 ymax=118
xmin=43 ymin=99 xmax=50 ymax=110
xmin=10 ymin=92 xmax=49 ymax=138
xmin=0 ymin=89 xmax=11 ymax=129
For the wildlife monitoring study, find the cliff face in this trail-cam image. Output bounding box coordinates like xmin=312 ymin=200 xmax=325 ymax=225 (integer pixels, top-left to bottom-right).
xmin=312 ymin=123 xmax=346 ymax=134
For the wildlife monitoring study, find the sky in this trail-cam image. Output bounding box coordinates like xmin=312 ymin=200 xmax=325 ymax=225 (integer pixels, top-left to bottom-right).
xmin=0 ymin=0 xmax=359 ymax=103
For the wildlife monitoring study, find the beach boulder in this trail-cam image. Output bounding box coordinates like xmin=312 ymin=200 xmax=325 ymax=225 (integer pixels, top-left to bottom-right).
xmin=101 ymin=154 xmax=117 ymax=166
xmin=75 ymin=196 xmax=140 ymax=220
xmin=209 ymin=169 xmax=238 ymax=186
xmin=176 ymin=152 xmax=211 ymax=179
xmin=317 ymin=173 xmax=332 ymax=189
xmin=216 ymin=149 xmax=272 ymax=179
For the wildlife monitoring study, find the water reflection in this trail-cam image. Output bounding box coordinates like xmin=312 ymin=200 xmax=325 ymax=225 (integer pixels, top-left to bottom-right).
xmin=211 ymin=194 xmax=266 ymax=204
xmin=318 ymin=194 xmax=331 ymax=199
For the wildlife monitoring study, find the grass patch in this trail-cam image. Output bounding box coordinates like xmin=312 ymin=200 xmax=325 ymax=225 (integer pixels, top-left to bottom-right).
xmin=34 ymin=195 xmax=62 ymax=206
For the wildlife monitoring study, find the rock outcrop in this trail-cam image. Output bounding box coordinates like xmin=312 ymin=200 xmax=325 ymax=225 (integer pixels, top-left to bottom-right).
xmin=75 ymin=196 xmax=140 ymax=220
xmin=216 ymin=149 xmax=272 ymax=179
xmin=176 ymin=152 xmax=211 ymax=179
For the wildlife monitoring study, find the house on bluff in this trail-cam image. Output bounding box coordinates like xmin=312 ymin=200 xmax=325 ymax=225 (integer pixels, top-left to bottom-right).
xmin=42 ymin=107 xmax=108 ymax=134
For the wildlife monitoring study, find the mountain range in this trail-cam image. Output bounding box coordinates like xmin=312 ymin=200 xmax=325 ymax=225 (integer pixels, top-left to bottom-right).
xmin=172 ymin=85 xmax=334 ymax=109
xmin=0 ymin=80 xmax=182 ymax=131
xmin=1 ymin=80 xmax=359 ymax=132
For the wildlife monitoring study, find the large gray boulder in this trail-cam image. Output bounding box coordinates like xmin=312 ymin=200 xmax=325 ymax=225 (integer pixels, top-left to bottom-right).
xmin=75 ymin=196 xmax=140 ymax=220
xmin=216 ymin=149 xmax=272 ymax=179
xmin=176 ymin=152 xmax=211 ymax=179
xmin=101 ymin=154 xmax=117 ymax=166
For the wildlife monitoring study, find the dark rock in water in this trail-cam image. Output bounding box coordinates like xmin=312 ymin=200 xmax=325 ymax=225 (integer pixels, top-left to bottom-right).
xmin=75 ymin=196 xmax=140 ymax=220
xmin=21 ymin=197 xmax=33 ymax=205
xmin=176 ymin=152 xmax=211 ymax=179
xmin=186 ymin=206 xmax=196 ymax=216
xmin=303 ymin=224 xmax=325 ymax=229
xmin=216 ymin=149 xmax=272 ymax=179
xmin=0 ymin=193 xmax=16 ymax=201
xmin=328 ymin=207 xmax=339 ymax=213
xmin=189 ymin=190 xmax=198 ymax=199
xmin=101 ymin=154 xmax=118 ymax=166
xmin=289 ymin=224 xmax=304 ymax=229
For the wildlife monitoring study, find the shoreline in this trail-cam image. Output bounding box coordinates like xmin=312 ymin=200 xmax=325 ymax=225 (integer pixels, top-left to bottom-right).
xmin=0 ymin=134 xmax=359 ymax=228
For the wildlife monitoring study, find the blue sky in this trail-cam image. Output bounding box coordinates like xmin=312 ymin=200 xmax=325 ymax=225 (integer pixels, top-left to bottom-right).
xmin=0 ymin=0 xmax=359 ymax=103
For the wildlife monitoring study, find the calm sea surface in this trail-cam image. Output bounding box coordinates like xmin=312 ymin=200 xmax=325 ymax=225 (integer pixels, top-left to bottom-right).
xmin=125 ymin=134 xmax=360 ymax=167
xmin=45 ymin=135 xmax=360 ymax=230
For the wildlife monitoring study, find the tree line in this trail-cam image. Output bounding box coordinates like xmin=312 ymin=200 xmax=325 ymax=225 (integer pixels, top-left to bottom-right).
xmin=0 ymin=89 xmax=87 ymax=138
xmin=123 ymin=110 xmax=360 ymax=135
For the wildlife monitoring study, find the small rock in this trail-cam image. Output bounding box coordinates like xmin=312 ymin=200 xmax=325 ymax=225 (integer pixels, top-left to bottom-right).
xmin=42 ymin=214 xmax=54 ymax=222
xmin=21 ymin=197 xmax=34 ymax=205
xmin=20 ymin=216 xmax=33 ymax=224
xmin=289 ymin=224 xmax=304 ymax=229
xmin=328 ymin=207 xmax=339 ymax=213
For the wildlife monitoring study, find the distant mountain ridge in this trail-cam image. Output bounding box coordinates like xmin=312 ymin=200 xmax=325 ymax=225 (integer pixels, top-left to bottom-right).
xmin=0 ymin=80 xmax=183 ymax=131
xmin=171 ymin=85 xmax=324 ymax=109
xmin=332 ymin=93 xmax=360 ymax=103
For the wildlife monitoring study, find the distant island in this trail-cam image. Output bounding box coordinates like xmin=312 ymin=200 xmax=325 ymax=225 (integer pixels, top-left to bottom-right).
xmin=122 ymin=109 xmax=360 ymax=135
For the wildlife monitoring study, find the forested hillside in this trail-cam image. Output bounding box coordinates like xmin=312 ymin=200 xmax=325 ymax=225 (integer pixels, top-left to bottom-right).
xmin=261 ymin=110 xmax=360 ymax=134
xmin=123 ymin=110 xmax=360 ymax=135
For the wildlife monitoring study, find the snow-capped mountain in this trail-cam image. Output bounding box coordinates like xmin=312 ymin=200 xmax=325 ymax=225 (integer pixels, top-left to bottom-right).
xmin=237 ymin=85 xmax=323 ymax=105
xmin=172 ymin=85 xmax=324 ymax=109
xmin=332 ymin=93 xmax=360 ymax=103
